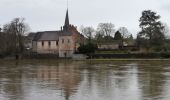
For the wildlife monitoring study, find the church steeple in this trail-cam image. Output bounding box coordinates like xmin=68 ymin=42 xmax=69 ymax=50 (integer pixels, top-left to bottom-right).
xmin=64 ymin=9 xmax=69 ymax=26
xmin=63 ymin=9 xmax=70 ymax=31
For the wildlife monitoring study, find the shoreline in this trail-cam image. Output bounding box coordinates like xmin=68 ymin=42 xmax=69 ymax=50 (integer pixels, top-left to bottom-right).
xmin=87 ymin=58 xmax=170 ymax=61
xmin=1 ymin=58 xmax=170 ymax=61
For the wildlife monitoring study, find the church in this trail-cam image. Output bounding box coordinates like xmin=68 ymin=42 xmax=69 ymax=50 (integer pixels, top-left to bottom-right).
xmin=32 ymin=9 xmax=84 ymax=58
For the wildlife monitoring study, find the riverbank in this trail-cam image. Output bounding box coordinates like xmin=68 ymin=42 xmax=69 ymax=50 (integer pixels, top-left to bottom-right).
xmin=1 ymin=52 xmax=170 ymax=60
xmin=1 ymin=58 xmax=170 ymax=62
xmin=88 ymin=53 xmax=170 ymax=59
xmin=87 ymin=58 xmax=170 ymax=61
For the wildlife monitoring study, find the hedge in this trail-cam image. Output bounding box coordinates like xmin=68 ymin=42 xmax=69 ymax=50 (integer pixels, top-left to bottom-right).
xmin=88 ymin=53 xmax=170 ymax=59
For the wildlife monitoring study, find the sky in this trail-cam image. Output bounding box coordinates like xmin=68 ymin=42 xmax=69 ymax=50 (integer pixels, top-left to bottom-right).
xmin=0 ymin=0 xmax=170 ymax=37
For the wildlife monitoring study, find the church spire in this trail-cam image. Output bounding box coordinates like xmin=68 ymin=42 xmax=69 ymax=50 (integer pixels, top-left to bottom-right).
xmin=64 ymin=9 xmax=69 ymax=26
xmin=63 ymin=0 xmax=70 ymax=31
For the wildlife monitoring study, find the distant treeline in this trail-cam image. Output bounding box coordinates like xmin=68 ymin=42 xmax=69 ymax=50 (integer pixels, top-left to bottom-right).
xmin=79 ymin=10 xmax=170 ymax=54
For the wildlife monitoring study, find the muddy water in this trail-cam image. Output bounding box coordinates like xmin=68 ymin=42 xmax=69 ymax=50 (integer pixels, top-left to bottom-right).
xmin=0 ymin=60 xmax=170 ymax=100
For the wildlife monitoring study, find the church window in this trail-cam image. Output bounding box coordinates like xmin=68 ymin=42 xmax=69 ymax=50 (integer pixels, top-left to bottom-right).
xmin=42 ymin=41 xmax=44 ymax=46
xmin=48 ymin=41 xmax=51 ymax=47
xmin=56 ymin=41 xmax=58 ymax=46
xmin=62 ymin=39 xmax=64 ymax=44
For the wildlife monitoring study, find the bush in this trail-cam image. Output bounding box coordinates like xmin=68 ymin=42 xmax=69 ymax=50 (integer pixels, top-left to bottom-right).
xmin=89 ymin=53 xmax=170 ymax=59
xmin=78 ymin=43 xmax=98 ymax=54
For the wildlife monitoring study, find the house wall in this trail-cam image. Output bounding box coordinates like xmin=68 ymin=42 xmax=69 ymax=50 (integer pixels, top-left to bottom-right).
xmin=98 ymin=44 xmax=119 ymax=50
xmin=70 ymin=28 xmax=85 ymax=51
xmin=32 ymin=36 xmax=75 ymax=57
xmin=59 ymin=36 xmax=74 ymax=57
xmin=33 ymin=41 xmax=59 ymax=54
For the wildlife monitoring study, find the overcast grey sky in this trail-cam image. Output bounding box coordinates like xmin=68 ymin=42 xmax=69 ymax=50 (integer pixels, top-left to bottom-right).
xmin=0 ymin=0 xmax=170 ymax=36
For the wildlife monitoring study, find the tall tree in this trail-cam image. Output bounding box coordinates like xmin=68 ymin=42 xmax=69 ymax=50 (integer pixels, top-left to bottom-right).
xmin=162 ymin=23 xmax=170 ymax=39
xmin=80 ymin=26 xmax=95 ymax=43
xmin=0 ymin=27 xmax=2 ymax=32
xmin=118 ymin=27 xmax=130 ymax=39
xmin=138 ymin=10 xmax=165 ymax=50
xmin=3 ymin=18 xmax=29 ymax=54
xmin=97 ymin=23 xmax=115 ymax=37
xmin=114 ymin=31 xmax=122 ymax=40
xmin=95 ymin=31 xmax=104 ymax=44
xmin=96 ymin=23 xmax=115 ymax=42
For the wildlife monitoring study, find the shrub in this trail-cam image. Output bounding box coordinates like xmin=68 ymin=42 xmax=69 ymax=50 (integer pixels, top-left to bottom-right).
xmin=78 ymin=43 xmax=98 ymax=54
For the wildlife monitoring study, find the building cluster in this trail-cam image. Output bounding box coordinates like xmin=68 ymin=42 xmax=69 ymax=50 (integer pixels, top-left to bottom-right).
xmin=26 ymin=9 xmax=137 ymax=58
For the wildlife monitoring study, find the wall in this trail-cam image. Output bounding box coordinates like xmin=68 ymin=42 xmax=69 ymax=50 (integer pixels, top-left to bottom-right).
xmin=59 ymin=36 xmax=74 ymax=57
xmin=33 ymin=41 xmax=59 ymax=54
xmin=98 ymin=44 xmax=119 ymax=50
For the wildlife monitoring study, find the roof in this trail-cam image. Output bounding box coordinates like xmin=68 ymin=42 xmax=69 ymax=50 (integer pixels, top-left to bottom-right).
xmin=33 ymin=31 xmax=73 ymax=41
xmin=27 ymin=33 xmax=36 ymax=40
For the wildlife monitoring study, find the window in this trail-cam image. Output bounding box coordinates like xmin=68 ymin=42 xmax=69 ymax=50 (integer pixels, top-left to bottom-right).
xmin=48 ymin=41 xmax=51 ymax=47
xmin=62 ymin=39 xmax=64 ymax=44
xmin=42 ymin=41 xmax=44 ymax=46
xmin=56 ymin=41 xmax=58 ymax=46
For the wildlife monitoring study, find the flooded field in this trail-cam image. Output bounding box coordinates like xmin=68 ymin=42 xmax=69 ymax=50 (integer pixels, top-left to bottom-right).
xmin=0 ymin=60 xmax=170 ymax=100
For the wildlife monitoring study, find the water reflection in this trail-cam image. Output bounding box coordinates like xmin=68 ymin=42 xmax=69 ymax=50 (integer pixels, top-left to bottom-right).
xmin=137 ymin=62 xmax=169 ymax=100
xmin=0 ymin=60 xmax=170 ymax=100
xmin=35 ymin=62 xmax=81 ymax=100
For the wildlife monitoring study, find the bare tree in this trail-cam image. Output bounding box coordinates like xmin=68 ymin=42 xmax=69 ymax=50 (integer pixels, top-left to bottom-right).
xmin=118 ymin=27 xmax=130 ymax=39
xmin=96 ymin=23 xmax=115 ymax=43
xmin=0 ymin=28 xmax=3 ymax=53
xmin=163 ymin=23 xmax=170 ymax=39
xmin=80 ymin=26 xmax=95 ymax=43
xmin=97 ymin=23 xmax=115 ymax=37
xmin=95 ymin=30 xmax=105 ymax=44
xmin=3 ymin=18 xmax=29 ymax=55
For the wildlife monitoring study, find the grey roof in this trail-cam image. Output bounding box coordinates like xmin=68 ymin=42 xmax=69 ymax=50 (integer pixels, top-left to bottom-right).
xmin=27 ymin=33 xmax=36 ymax=40
xmin=33 ymin=31 xmax=73 ymax=41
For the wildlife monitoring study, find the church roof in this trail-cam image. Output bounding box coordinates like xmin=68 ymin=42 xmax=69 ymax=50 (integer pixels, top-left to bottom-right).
xmin=33 ymin=31 xmax=73 ymax=41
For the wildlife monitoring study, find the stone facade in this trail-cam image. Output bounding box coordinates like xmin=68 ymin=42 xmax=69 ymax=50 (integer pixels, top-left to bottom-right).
xmin=33 ymin=41 xmax=59 ymax=54
xmin=58 ymin=36 xmax=74 ymax=57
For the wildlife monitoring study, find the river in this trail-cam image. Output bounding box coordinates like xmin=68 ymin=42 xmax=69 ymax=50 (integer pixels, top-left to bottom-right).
xmin=0 ymin=60 xmax=170 ymax=100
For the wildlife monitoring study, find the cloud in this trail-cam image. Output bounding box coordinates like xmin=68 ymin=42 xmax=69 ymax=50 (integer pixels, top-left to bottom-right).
xmin=161 ymin=4 xmax=170 ymax=12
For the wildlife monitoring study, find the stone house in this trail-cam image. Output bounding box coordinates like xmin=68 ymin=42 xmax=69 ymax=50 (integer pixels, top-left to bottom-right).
xmin=32 ymin=10 xmax=84 ymax=58
xmin=98 ymin=43 xmax=119 ymax=50
xmin=97 ymin=40 xmax=122 ymax=50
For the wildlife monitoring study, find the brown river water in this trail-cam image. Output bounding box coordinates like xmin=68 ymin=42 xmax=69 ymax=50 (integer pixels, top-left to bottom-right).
xmin=0 ymin=60 xmax=170 ymax=100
